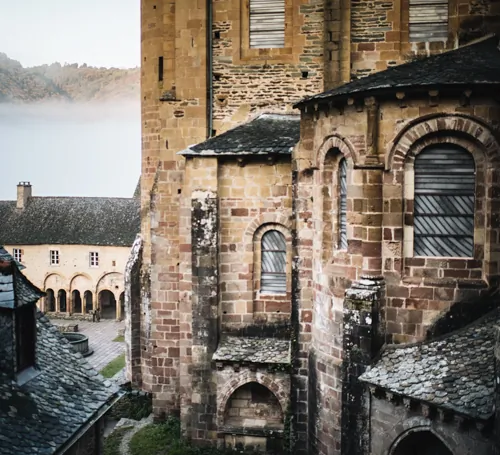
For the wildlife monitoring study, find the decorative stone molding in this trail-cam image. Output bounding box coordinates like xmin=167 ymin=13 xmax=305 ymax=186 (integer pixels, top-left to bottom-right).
xmin=316 ymin=134 xmax=360 ymax=170
xmin=387 ymin=114 xmax=500 ymax=171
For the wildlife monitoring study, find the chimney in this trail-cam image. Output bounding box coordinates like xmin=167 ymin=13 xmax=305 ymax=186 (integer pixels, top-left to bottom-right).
xmin=16 ymin=182 xmax=32 ymax=210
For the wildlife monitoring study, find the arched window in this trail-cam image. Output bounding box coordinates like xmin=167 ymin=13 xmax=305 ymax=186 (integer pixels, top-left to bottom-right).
xmin=339 ymin=158 xmax=347 ymax=250
xmin=261 ymin=230 xmax=287 ymax=294
xmin=414 ymin=145 xmax=475 ymax=257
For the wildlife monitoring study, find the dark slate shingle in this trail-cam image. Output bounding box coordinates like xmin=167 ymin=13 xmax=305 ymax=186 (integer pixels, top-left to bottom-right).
xmin=213 ymin=336 xmax=291 ymax=364
xmin=0 ymin=312 xmax=118 ymax=455
xmin=360 ymin=310 xmax=500 ymax=420
xmin=296 ymin=35 xmax=500 ymax=107
xmin=0 ymin=197 xmax=140 ymax=247
xmin=181 ymin=113 xmax=300 ymax=156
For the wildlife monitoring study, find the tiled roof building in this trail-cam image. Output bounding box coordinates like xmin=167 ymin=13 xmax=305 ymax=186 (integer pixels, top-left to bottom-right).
xmin=133 ymin=0 xmax=500 ymax=453
xmin=0 ymin=248 xmax=119 ymax=454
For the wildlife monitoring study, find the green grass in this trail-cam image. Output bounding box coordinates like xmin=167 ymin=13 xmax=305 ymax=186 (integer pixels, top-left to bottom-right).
xmin=103 ymin=427 xmax=131 ymax=455
xmin=99 ymin=353 xmax=125 ymax=378
xmin=129 ymin=418 xmax=262 ymax=455
xmin=113 ymin=335 xmax=125 ymax=342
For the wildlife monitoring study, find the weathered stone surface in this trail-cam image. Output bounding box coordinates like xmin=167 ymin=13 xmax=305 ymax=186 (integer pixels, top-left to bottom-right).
xmin=361 ymin=309 xmax=500 ymax=420
xmin=213 ymin=336 xmax=291 ymax=365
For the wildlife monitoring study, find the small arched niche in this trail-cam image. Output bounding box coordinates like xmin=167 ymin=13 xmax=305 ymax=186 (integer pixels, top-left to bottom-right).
xmin=223 ymin=382 xmax=284 ymax=454
xmin=392 ymin=430 xmax=453 ymax=455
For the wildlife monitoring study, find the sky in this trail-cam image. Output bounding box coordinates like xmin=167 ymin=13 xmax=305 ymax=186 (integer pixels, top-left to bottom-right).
xmin=0 ymin=0 xmax=140 ymax=68
xmin=0 ymin=0 xmax=141 ymax=200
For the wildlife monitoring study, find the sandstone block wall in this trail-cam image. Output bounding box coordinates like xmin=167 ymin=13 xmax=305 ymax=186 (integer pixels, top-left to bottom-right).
xmin=296 ymin=92 xmax=500 ymax=454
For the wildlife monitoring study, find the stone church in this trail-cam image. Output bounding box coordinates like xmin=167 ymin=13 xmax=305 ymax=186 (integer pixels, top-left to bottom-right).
xmin=127 ymin=1 xmax=500 ymax=454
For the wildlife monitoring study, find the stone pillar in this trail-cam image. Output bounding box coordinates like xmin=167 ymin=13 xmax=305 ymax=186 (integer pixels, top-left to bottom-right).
xmin=495 ymin=326 xmax=500 ymax=454
xmin=340 ymin=277 xmax=385 ymax=455
xmin=115 ymin=292 xmax=121 ymax=321
xmin=190 ymin=188 xmax=218 ymax=445
xmin=125 ymin=236 xmax=144 ymax=387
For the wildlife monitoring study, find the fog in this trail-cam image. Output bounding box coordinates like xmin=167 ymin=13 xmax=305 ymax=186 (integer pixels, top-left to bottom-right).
xmin=0 ymin=102 xmax=140 ymax=200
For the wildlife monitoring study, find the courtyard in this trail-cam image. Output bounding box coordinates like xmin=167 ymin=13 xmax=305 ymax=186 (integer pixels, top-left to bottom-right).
xmin=48 ymin=317 xmax=126 ymax=373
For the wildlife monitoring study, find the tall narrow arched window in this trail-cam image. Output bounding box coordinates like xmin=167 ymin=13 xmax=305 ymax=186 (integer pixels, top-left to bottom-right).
xmin=414 ymin=145 xmax=475 ymax=257
xmin=339 ymin=158 xmax=348 ymax=250
xmin=261 ymin=230 xmax=287 ymax=293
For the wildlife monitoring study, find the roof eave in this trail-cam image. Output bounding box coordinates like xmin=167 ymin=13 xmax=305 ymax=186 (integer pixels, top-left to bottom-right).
xmin=295 ymin=82 xmax=500 ymax=109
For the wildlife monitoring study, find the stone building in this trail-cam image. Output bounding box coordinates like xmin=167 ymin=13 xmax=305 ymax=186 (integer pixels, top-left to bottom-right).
xmin=0 ymin=182 xmax=140 ymax=320
xmin=130 ymin=1 xmax=500 ymax=454
xmin=0 ymin=247 xmax=119 ymax=454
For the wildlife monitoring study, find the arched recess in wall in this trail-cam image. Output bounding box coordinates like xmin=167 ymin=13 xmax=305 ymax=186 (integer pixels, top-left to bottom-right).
xmin=96 ymin=272 xmax=124 ymax=296
xmin=217 ymin=372 xmax=289 ymax=428
xmin=386 ymin=113 xmax=500 ymax=171
xmin=390 ymin=429 xmax=454 ymax=455
xmin=69 ymin=272 xmax=93 ymax=292
xmin=44 ymin=272 xmax=66 ymax=292
xmin=45 ymin=288 xmax=56 ymax=312
xmin=387 ymin=114 xmax=500 ymax=276
xmin=315 ymin=134 xmax=359 ymax=170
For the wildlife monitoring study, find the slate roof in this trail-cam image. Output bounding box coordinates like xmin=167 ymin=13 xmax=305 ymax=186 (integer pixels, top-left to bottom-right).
xmin=0 ymin=313 xmax=119 ymax=455
xmin=296 ymin=35 xmax=500 ymax=107
xmin=0 ymin=247 xmax=25 ymax=270
xmin=360 ymin=309 xmax=500 ymax=421
xmin=213 ymin=336 xmax=291 ymax=364
xmin=0 ymin=197 xmax=140 ymax=246
xmin=181 ymin=114 xmax=300 ymax=156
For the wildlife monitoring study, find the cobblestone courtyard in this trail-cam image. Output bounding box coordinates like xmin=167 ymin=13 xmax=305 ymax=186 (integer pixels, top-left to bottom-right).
xmin=48 ymin=318 xmax=125 ymax=372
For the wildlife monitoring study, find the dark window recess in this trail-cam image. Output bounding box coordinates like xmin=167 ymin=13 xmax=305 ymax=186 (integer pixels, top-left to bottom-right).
xmin=409 ymin=0 xmax=448 ymax=42
xmin=414 ymin=145 xmax=475 ymax=257
xmin=158 ymin=56 xmax=164 ymax=82
xmin=301 ymin=71 xmax=309 ymax=79
xmin=261 ymin=230 xmax=287 ymax=293
xmin=339 ymin=158 xmax=348 ymax=249
xmin=16 ymin=304 xmax=36 ymax=373
xmin=214 ymin=31 xmax=221 ymax=39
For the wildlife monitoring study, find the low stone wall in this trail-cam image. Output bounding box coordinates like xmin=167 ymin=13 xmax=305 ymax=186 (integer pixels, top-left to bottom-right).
xmin=45 ymin=311 xmax=94 ymax=322
xmin=55 ymin=323 xmax=79 ymax=333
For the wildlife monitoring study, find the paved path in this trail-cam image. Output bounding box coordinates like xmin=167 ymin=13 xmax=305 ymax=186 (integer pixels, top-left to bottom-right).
xmin=49 ymin=318 xmax=125 ymax=372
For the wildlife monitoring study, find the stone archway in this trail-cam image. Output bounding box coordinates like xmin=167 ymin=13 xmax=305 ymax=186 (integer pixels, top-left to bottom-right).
xmin=392 ymin=430 xmax=453 ymax=455
xmin=222 ymin=381 xmax=284 ymax=454
xmin=99 ymin=290 xmax=116 ymax=319
xmin=84 ymin=291 xmax=93 ymax=314
xmin=58 ymin=289 xmax=67 ymax=313
xmin=45 ymin=288 xmax=56 ymax=312
xmin=72 ymin=290 xmax=82 ymax=314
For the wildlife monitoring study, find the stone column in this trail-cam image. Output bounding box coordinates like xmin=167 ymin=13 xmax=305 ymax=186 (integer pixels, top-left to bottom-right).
xmin=115 ymin=292 xmax=121 ymax=321
xmin=340 ymin=277 xmax=385 ymax=455
xmin=361 ymin=97 xmax=383 ymax=279
xmin=190 ymin=188 xmax=219 ymax=445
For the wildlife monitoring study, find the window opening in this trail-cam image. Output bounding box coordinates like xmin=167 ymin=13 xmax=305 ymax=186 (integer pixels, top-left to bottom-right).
xmin=90 ymin=252 xmax=99 ymax=267
xmin=249 ymin=0 xmax=285 ymax=49
xmin=50 ymin=250 xmax=59 ymax=265
xmin=409 ymin=0 xmax=448 ymax=42
xmin=339 ymin=158 xmax=348 ymax=250
xmin=13 ymin=248 xmax=22 ymax=262
xmin=16 ymin=304 xmax=36 ymax=373
xmin=414 ymin=145 xmax=475 ymax=257
xmin=261 ymin=230 xmax=287 ymax=293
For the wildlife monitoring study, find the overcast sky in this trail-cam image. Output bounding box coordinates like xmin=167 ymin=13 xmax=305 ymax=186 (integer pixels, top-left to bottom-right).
xmin=0 ymin=1 xmax=141 ymax=201
xmin=0 ymin=0 xmax=140 ymax=68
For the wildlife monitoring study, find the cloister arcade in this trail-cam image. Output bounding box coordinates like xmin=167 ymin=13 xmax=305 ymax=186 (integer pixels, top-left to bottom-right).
xmin=40 ymin=272 xmax=125 ymax=320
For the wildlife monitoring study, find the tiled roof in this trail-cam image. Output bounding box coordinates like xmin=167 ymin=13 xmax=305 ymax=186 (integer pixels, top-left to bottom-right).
xmin=0 ymin=312 xmax=118 ymax=454
xmin=0 ymin=249 xmax=44 ymax=309
xmin=0 ymin=246 xmax=25 ymax=270
xmin=0 ymin=197 xmax=140 ymax=247
xmin=181 ymin=114 xmax=300 ymax=156
xmin=296 ymin=35 xmax=500 ymax=107
xmin=213 ymin=336 xmax=291 ymax=364
xmin=360 ymin=310 xmax=500 ymax=420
